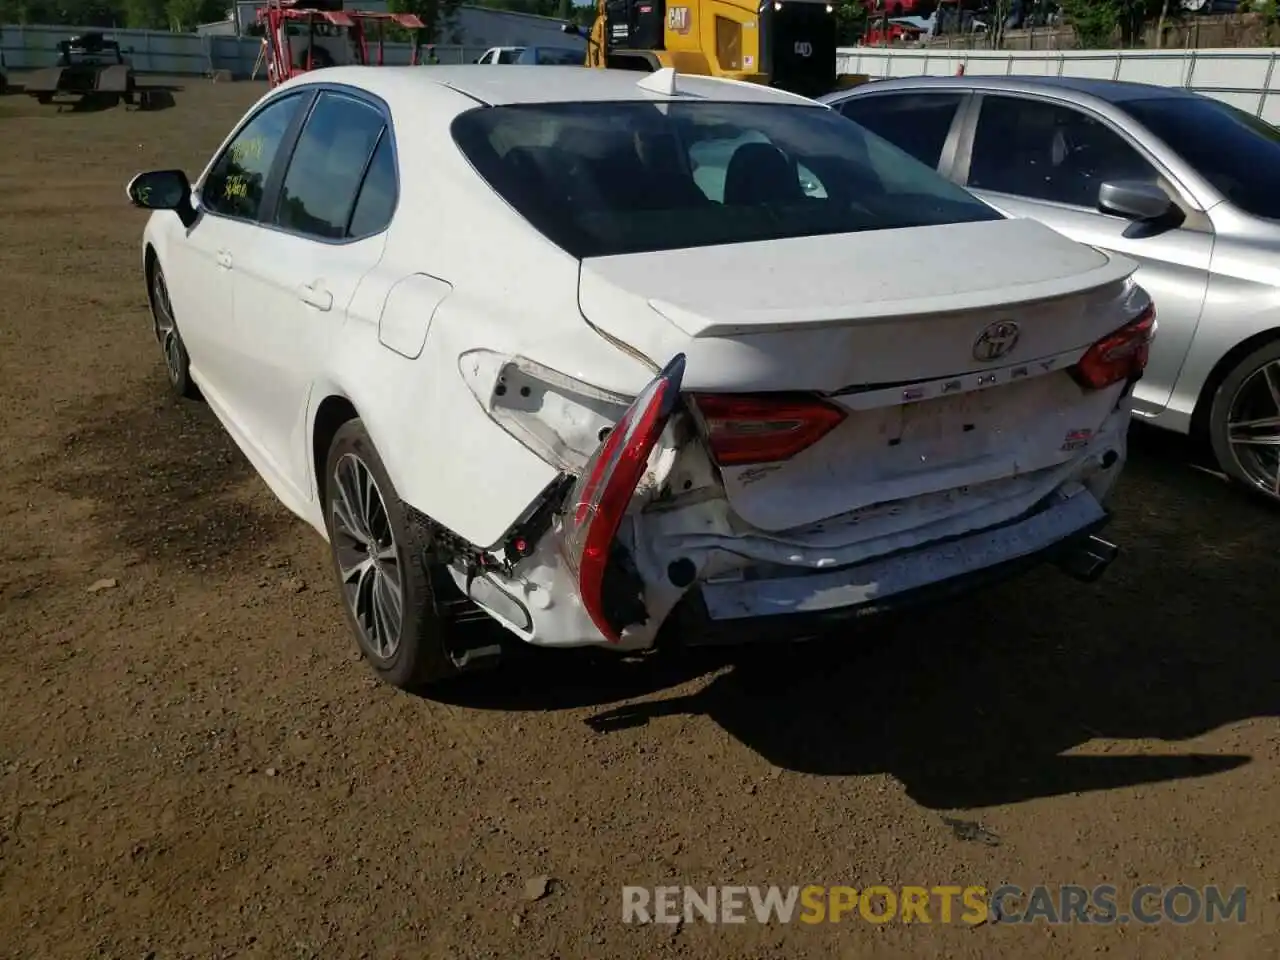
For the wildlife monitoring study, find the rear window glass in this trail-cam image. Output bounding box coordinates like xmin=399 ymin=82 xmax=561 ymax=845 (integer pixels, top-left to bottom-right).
xmin=450 ymin=100 xmax=1002 ymax=258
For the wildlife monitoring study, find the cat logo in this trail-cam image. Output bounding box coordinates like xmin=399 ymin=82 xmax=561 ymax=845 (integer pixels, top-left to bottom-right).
xmin=667 ymin=6 xmax=692 ymax=33
xmin=794 ymin=40 xmax=813 ymax=57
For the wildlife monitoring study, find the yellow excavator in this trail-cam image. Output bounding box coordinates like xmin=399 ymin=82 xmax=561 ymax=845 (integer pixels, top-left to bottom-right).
xmin=565 ymin=0 xmax=870 ymax=99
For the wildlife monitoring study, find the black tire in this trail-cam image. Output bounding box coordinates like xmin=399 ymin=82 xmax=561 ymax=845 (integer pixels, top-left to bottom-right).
xmin=322 ymin=418 xmax=461 ymax=689
xmin=148 ymin=263 xmax=201 ymax=401
xmin=1207 ymin=339 xmax=1280 ymax=504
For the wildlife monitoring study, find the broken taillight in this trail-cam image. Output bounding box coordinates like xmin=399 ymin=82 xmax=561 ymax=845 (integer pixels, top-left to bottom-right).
xmin=1073 ymin=305 xmax=1156 ymax=391
xmin=561 ymin=354 xmax=686 ymax=644
xmin=689 ymin=393 xmax=847 ymax=466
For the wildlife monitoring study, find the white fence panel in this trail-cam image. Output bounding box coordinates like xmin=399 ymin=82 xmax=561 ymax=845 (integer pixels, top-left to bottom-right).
xmin=837 ymin=45 xmax=1280 ymax=124
xmin=1004 ymin=55 xmax=1066 ymax=77
xmin=1190 ymin=49 xmax=1275 ymax=88
xmin=918 ymin=55 xmax=965 ymax=76
xmin=1053 ymin=54 xmax=1118 ymax=80
xmin=1116 ymin=55 xmax=1185 ymax=87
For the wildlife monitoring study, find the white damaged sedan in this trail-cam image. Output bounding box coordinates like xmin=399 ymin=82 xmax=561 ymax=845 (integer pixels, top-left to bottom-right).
xmin=128 ymin=65 xmax=1153 ymax=688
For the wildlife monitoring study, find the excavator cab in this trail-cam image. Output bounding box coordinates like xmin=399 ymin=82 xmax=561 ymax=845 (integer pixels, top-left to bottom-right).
xmin=603 ymin=0 xmax=664 ymax=51
xmin=764 ymin=0 xmax=838 ymax=98
xmin=591 ymin=0 xmax=837 ymax=98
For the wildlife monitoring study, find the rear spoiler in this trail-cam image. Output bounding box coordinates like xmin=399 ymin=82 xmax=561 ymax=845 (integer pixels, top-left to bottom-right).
xmin=647 ymin=256 xmax=1138 ymax=338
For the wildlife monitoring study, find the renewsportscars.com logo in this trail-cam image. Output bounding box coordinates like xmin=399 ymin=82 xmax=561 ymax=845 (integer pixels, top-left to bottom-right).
xmin=621 ymin=884 xmax=1248 ymax=926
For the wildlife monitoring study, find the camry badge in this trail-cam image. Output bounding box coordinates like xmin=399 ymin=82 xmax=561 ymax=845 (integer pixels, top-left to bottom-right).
xmin=972 ymin=320 xmax=1021 ymax=362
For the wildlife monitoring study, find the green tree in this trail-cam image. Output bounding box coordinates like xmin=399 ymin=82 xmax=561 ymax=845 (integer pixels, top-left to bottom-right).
xmin=1 ymin=0 xmax=122 ymax=25
xmin=471 ymin=0 xmax=563 ymax=15
xmin=0 ymin=0 xmax=47 ymax=23
xmin=388 ymin=0 xmax=464 ymax=43
xmin=121 ymin=0 xmax=166 ymax=28
xmin=833 ymin=0 xmax=868 ymax=45
xmin=1060 ymin=0 xmax=1118 ymax=46
xmin=164 ymin=0 xmax=223 ymax=30
xmin=1061 ymin=0 xmax=1166 ymax=47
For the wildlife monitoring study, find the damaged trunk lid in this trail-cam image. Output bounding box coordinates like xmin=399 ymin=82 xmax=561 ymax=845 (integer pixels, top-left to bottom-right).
xmin=577 ymin=217 xmax=1143 ymax=532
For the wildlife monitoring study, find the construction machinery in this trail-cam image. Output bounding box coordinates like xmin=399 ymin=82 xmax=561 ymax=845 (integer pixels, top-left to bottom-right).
xmin=24 ymin=32 xmax=145 ymax=109
xmin=569 ymin=0 xmax=870 ymax=99
xmin=257 ymin=0 xmax=426 ymax=87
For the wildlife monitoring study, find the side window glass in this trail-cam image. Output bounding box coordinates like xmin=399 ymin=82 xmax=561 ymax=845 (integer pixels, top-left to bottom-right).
xmin=968 ymin=95 xmax=1159 ymax=208
xmin=347 ymin=132 xmax=398 ymax=238
xmin=838 ymin=93 xmax=963 ymax=169
xmin=274 ymin=91 xmax=386 ymax=240
xmin=203 ymin=93 xmax=305 ymax=220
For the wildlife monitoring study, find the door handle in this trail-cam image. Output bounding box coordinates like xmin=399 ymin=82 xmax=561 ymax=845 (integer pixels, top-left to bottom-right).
xmin=297 ymin=283 xmax=333 ymax=311
xmin=216 ymin=250 xmax=232 ymax=269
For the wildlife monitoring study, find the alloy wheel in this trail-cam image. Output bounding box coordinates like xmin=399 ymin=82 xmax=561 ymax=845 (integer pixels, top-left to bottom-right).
xmin=151 ymin=271 xmax=184 ymax=387
xmin=1226 ymin=359 xmax=1280 ymax=498
xmin=330 ymin=452 xmax=405 ymax=659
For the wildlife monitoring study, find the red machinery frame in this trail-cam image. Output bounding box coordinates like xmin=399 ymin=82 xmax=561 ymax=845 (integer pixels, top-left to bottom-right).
xmin=259 ymin=0 xmax=426 ymax=87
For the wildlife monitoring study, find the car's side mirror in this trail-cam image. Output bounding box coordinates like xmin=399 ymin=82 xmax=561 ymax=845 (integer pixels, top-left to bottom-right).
xmin=1097 ymin=180 xmax=1176 ymax=222
xmin=127 ymin=169 xmax=197 ymax=228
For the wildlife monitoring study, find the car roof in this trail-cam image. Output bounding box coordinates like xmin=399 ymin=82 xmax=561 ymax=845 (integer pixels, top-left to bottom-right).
xmin=283 ymin=65 xmax=820 ymax=107
xmin=827 ymin=74 xmax=1203 ymax=105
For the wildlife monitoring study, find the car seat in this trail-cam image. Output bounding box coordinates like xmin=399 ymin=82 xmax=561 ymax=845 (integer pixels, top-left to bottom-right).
xmin=722 ymin=142 xmax=805 ymax=205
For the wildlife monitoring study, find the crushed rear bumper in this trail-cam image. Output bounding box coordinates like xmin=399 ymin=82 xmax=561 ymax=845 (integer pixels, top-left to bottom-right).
xmin=661 ymin=489 xmax=1115 ymax=647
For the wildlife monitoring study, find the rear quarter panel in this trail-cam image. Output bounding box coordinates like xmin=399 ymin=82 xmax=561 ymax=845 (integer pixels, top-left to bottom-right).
xmin=305 ymin=84 xmax=654 ymax=549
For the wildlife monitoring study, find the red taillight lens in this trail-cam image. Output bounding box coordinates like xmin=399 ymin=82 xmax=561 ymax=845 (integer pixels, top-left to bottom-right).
xmin=689 ymin=393 xmax=847 ymax=466
xmin=1073 ymin=305 xmax=1156 ymax=391
xmin=561 ymin=354 xmax=686 ymax=643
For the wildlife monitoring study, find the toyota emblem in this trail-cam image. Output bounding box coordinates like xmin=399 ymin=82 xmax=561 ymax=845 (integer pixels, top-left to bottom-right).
xmin=972 ymin=320 xmax=1021 ymax=362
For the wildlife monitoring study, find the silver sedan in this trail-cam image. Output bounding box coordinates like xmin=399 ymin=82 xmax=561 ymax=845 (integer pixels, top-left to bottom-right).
xmin=822 ymin=75 xmax=1280 ymax=502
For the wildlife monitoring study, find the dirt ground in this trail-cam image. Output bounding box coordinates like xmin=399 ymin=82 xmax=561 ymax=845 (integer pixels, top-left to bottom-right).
xmin=0 ymin=75 xmax=1278 ymax=960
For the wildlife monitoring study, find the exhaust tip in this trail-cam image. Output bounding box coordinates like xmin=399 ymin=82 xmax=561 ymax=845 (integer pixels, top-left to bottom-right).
xmin=667 ymin=558 xmax=697 ymax=588
xmin=467 ymin=575 xmax=532 ymax=632
xmin=1054 ymin=534 xmax=1119 ymax=584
